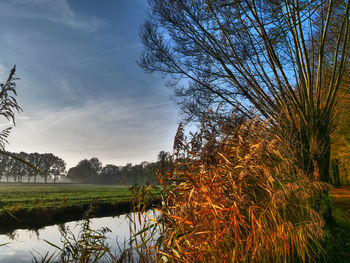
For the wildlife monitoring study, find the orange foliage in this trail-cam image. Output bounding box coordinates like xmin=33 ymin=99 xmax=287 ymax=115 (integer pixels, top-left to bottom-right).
xmin=157 ymin=120 xmax=328 ymax=262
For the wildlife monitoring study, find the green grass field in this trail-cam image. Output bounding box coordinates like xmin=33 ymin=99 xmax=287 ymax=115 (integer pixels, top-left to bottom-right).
xmin=0 ymin=183 xmax=137 ymax=211
xmin=0 ymin=183 xmax=160 ymax=232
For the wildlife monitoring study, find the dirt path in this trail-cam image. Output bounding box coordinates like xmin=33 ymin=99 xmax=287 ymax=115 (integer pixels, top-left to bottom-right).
xmin=331 ymin=186 xmax=350 ymax=201
xmin=331 ymin=186 xmax=350 ymax=222
xmin=329 ymin=186 xmax=350 ymax=262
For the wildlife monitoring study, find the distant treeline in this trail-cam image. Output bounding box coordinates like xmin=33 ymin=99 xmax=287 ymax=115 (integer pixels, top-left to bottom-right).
xmin=0 ymin=152 xmax=65 ymax=183
xmin=0 ymin=151 xmax=170 ymax=185
xmin=66 ymin=151 xmax=170 ymax=185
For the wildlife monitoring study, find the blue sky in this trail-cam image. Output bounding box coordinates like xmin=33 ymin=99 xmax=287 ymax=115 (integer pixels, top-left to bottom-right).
xmin=0 ymin=0 xmax=179 ymax=168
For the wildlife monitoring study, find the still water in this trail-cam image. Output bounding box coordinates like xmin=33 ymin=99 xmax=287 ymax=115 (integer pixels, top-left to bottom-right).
xmin=0 ymin=212 xmax=157 ymax=263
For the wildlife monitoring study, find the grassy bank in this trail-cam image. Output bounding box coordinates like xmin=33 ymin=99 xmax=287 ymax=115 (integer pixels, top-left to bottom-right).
xmin=0 ymin=184 xmax=135 ymax=209
xmin=0 ymin=183 xmax=160 ymax=233
xmin=325 ymin=186 xmax=350 ymax=262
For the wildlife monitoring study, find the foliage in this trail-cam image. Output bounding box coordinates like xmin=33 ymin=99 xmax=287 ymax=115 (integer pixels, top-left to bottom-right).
xmin=31 ymin=185 xmax=161 ymax=263
xmin=0 ymin=152 xmax=65 ymax=183
xmin=0 ymin=151 xmax=167 ymax=185
xmin=67 ymin=154 xmax=170 ymax=185
xmin=45 ymin=220 xmax=112 ymax=263
xmin=331 ymin=89 xmax=350 ymax=185
xmin=127 ymin=184 xmax=162 ymax=262
xmin=67 ymin=158 xmax=102 ymax=183
xmin=151 ymin=119 xmax=329 ymax=262
xmin=0 ymin=65 xmax=21 ymax=150
xmin=32 ymin=217 xmax=115 ymax=263
xmin=139 ymin=0 xmax=350 ymax=184
xmin=323 ymin=187 xmax=350 ymax=262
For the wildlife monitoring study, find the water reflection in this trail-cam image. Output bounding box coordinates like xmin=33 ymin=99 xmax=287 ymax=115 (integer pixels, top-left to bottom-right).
xmin=0 ymin=213 xmax=154 ymax=263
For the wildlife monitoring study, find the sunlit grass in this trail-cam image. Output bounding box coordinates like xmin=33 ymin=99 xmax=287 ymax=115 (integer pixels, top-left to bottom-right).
xmin=323 ymin=187 xmax=350 ymax=262
xmin=0 ymin=184 xmax=147 ymax=211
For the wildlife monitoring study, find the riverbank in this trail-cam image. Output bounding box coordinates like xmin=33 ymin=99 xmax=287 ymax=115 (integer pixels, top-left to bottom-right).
xmin=0 ymin=183 xmax=160 ymax=233
xmin=0 ymin=199 xmax=160 ymax=234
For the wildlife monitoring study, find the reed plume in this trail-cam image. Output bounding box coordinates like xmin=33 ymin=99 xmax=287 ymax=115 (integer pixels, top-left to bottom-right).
xmin=155 ymin=119 xmax=328 ymax=262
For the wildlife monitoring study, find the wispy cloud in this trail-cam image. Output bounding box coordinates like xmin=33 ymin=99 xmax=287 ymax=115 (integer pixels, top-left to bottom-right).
xmin=0 ymin=64 xmax=8 ymax=82
xmin=49 ymin=73 xmax=86 ymax=102
xmin=112 ymin=44 xmax=142 ymax=51
xmin=0 ymin=1 xmax=179 ymax=168
xmin=7 ymin=99 xmax=178 ymax=168
xmin=137 ymin=102 xmax=173 ymax=110
xmin=0 ymin=0 xmax=107 ymax=32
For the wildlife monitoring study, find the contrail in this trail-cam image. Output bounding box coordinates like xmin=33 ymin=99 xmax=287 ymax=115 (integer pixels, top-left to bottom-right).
xmin=137 ymin=102 xmax=173 ymax=109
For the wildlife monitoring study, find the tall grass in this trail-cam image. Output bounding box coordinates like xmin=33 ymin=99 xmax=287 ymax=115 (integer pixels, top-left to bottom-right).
xmin=33 ymin=185 xmax=161 ymax=263
xmin=152 ymin=119 xmax=329 ymax=262
xmin=33 ymin=119 xmax=330 ymax=262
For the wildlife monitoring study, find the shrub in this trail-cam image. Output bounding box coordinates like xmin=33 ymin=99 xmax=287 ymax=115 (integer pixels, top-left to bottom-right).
xmin=155 ymin=119 xmax=329 ymax=262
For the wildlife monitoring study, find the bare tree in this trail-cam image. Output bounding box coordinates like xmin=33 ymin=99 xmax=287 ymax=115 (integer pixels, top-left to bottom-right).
xmin=139 ymin=0 xmax=350 ymax=183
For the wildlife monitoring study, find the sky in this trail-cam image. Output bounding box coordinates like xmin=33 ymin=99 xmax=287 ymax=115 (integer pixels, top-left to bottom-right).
xmin=0 ymin=0 xmax=179 ymax=168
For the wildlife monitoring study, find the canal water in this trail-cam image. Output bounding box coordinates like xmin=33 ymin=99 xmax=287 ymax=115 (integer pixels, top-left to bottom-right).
xmin=0 ymin=212 xmax=159 ymax=262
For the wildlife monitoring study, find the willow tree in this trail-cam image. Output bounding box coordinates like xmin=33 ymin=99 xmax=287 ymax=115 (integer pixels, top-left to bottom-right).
xmin=139 ymin=0 xmax=350 ymax=183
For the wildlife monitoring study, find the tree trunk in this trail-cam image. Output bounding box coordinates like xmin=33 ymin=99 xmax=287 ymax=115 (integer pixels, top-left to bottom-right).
xmin=331 ymin=159 xmax=340 ymax=187
xmin=319 ymin=135 xmax=331 ymax=183
xmin=316 ymin=135 xmax=334 ymax=225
